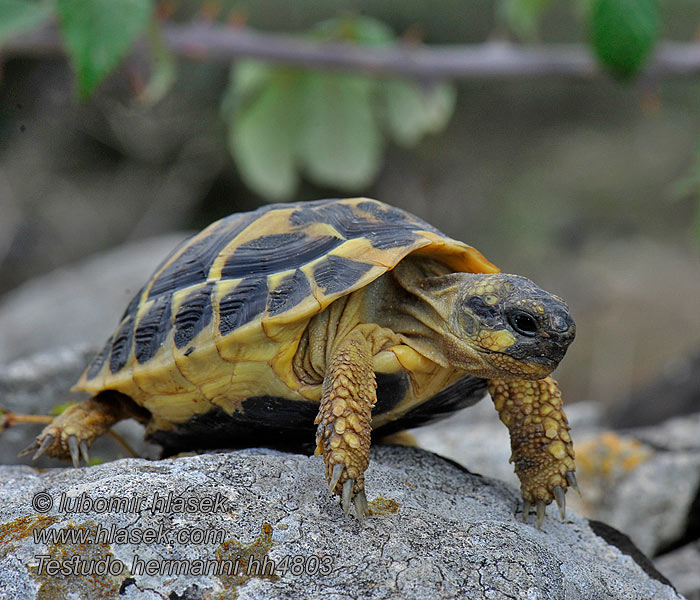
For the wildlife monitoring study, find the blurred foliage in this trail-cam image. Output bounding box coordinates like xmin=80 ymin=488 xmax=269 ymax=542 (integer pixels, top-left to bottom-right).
xmin=500 ymin=0 xmax=661 ymax=79
xmin=588 ymin=0 xmax=659 ymax=79
xmin=671 ymin=142 xmax=700 ymax=242
xmin=56 ymin=0 xmax=153 ymax=98
xmin=0 ymin=0 xmax=52 ymax=44
xmin=139 ymin=22 xmax=177 ymax=103
xmin=0 ymin=1 xmax=698 ymax=410
xmin=0 ymin=0 xmax=683 ymax=200
xmin=498 ymin=0 xmax=558 ymax=40
xmin=221 ymin=17 xmax=456 ymax=199
xmin=49 ymin=400 xmax=77 ymax=415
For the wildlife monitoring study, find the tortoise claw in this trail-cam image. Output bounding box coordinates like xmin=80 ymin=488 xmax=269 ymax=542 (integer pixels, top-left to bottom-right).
xmin=328 ymin=464 xmax=343 ymax=493
xmin=80 ymin=440 xmax=90 ymax=465
xmin=566 ymin=471 xmax=580 ymax=496
xmin=329 ymin=470 xmax=368 ymax=521
xmin=67 ymin=435 xmax=80 ymax=468
xmin=342 ymin=480 xmax=353 ymax=516
xmin=33 ymin=434 xmax=55 ymax=460
xmin=535 ymin=500 xmax=546 ymax=529
xmin=353 ymin=491 xmax=369 ymax=522
xmin=18 ymin=439 xmax=40 ymax=458
xmin=553 ymin=485 xmax=566 ymax=520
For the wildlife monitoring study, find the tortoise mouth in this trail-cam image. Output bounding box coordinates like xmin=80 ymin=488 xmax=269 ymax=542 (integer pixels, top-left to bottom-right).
xmin=525 ymin=355 xmax=559 ymax=370
xmin=473 ymin=347 xmax=558 ymax=380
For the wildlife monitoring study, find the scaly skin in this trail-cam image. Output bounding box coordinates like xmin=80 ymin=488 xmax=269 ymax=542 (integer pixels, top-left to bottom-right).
xmin=314 ymin=329 xmax=376 ymax=520
xmin=488 ymin=376 xmax=576 ymax=526
xmin=19 ymin=394 xmax=141 ymax=466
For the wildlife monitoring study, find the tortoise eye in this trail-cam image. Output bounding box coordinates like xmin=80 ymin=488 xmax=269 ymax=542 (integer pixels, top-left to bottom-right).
xmin=507 ymin=310 xmax=538 ymax=337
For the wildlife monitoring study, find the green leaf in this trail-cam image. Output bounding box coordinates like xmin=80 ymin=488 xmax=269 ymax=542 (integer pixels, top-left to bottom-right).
xmin=499 ymin=0 xmax=556 ymax=40
xmin=384 ymin=79 xmax=456 ymax=147
xmin=589 ymin=0 xmax=659 ymax=79
xmin=221 ymin=60 xmax=275 ymax=119
xmin=422 ymin=84 xmax=457 ymax=133
xmin=50 ymin=401 xmax=78 ymax=416
xmin=0 ymin=0 xmax=52 ymax=46
xmin=297 ymin=73 xmax=382 ymax=191
xmin=137 ymin=22 xmax=176 ymax=104
xmin=228 ymin=72 xmax=301 ymax=200
xmin=56 ymin=0 xmax=153 ymax=99
xmin=233 ymin=61 xmax=276 ymax=101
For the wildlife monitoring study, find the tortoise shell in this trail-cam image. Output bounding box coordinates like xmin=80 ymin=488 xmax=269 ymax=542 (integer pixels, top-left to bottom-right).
xmin=74 ymin=198 xmax=499 ymax=452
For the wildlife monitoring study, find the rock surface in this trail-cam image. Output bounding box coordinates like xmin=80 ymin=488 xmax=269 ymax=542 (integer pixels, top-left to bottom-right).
xmin=2 ymin=347 xmax=697 ymax=597
xmin=655 ymin=542 xmax=700 ymax=600
xmin=0 ymin=447 xmax=682 ymax=600
xmin=413 ymin=396 xmax=700 ymax=560
xmin=0 ymin=233 xmax=189 ymax=363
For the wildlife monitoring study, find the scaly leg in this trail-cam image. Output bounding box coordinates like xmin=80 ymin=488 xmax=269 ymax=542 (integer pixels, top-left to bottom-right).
xmin=18 ymin=392 xmax=144 ymax=466
xmin=315 ymin=329 xmax=377 ymax=521
xmin=488 ymin=376 xmax=577 ymax=528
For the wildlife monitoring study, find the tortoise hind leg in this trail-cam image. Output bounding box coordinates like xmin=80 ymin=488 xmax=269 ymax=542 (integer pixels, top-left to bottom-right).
xmin=19 ymin=391 xmax=148 ymax=467
xmin=314 ymin=328 xmax=377 ymax=521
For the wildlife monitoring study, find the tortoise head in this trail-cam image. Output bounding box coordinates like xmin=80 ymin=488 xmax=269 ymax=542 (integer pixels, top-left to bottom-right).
xmin=436 ymin=273 xmax=575 ymax=379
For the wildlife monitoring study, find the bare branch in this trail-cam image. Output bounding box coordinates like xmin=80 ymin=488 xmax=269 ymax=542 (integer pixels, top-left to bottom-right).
xmin=4 ymin=23 xmax=700 ymax=79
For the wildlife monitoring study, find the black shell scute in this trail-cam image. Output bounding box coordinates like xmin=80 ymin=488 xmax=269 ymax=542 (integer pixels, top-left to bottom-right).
xmin=86 ymin=198 xmax=445 ymax=380
xmin=267 ymin=269 xmax=312 ymax=316
xmin=313 ymin=256 xmax=373 ymax=295
xmin=147 ymin=212 xmax=260 ymax=299
xmin=87 ymin=336 xmax=112 ymax=380
xmin=173 ymin=283 xmax=214 ymax=349
xmin=134 ymin=295 xmax=172 ymax=363
xmin=289 ymin=199 xmax=438 ymax=250
xmin=218 ymin=278 xmax=268 ymax=336
xmin=221 ymin=233 xmax=343 ymax=279
xmin=109 ymin=317 xmax=134 ymax=374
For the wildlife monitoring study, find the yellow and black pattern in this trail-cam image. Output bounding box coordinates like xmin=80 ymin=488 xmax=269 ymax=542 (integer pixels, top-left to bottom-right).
xmin=75 ymin=198 xmax=497 ymax=417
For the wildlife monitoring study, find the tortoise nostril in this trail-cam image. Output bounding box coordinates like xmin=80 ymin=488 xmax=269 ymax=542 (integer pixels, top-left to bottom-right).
xmin=551 ymin=315 xmax=571 ymax=333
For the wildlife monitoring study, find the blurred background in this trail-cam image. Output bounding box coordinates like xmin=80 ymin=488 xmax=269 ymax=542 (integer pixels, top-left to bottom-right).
xmin=1 ymin=0 xmax=699 ymax=416
xmin=0 ymin=0 xmax=699 ymax=589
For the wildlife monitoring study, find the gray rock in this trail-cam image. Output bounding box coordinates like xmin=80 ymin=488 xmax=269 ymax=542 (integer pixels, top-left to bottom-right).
xmin=0 ymin=233 xmax=189 ymax=363
xmin=576 ymin=413 xmax=700 ymax=557
xmin=413 ymin=395 xmax=700 ymax=560
xmin=589 ymin=441 xmax=700 ymax=557
xmin=0 ymin=447 xmax=682 ymax=600
xmin=630 ymin=412 xmax=700 ymax=453
xmin=655 ymin=542 xmax=700 ymax=600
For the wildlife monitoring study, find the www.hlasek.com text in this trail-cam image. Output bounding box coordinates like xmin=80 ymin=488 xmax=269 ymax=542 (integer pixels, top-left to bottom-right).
xmin=33 ymin=522 xmax=227 ymax=546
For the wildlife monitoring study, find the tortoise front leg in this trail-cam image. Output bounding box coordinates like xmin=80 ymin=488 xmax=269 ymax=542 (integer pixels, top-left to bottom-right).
xmin=488 ymin=376 xmax=577 ymax=528
xmin=314 ymin=328 xmax=377 ymax=521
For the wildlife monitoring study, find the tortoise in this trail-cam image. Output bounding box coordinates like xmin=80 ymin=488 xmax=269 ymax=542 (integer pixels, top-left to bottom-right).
xmin=18 ymin=197 xmax=577 ymax=525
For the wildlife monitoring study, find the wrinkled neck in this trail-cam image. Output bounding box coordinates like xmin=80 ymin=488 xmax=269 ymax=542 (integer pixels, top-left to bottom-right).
xmin=361 ymin=257 xmax=463 ymax=367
